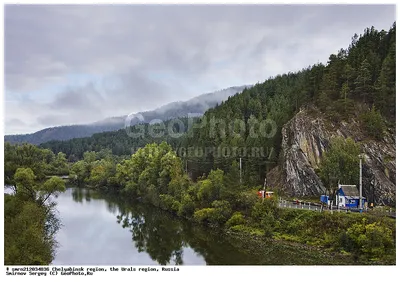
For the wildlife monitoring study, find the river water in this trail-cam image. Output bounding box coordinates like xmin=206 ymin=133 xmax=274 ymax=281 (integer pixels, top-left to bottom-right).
xmin=52 ymin=187 xmax=348 ymax=265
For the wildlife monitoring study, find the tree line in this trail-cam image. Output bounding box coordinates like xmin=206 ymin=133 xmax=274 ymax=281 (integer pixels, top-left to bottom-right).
xmin=40 ymin=23 xmax=396 ymax=189
xmin=66 ymin=141 xmax=395 ymax=263
xmin=5 ymin=23 xmax=396 ymax=264
xmin=4 ymin=143 xmax=67 ymax=265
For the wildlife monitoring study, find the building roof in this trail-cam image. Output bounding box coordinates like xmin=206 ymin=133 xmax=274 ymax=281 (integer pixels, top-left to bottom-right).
xmin=340 ymin=185 xmax=359 ymax=197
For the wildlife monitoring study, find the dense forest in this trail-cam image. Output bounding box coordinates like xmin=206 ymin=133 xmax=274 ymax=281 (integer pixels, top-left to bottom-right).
xmin=61 ymin=141 xmax=394 ymax=263
xmin=40 ymin=117 xmax=194 ymax=160
xmin=41 ymin=23 xmax=396 ymax=188
xmin=183 ymin=23 xmax=396 ymax=185
xmin=5 ymin=23 xmax=396 ymax=265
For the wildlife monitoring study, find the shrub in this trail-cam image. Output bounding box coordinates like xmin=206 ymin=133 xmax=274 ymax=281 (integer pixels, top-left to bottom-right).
xmin=193 ymin=208 xmax=222 ymax=225
xmin=344 ymin=218 xmax=394 ymax=260
xmin=159 ymin=194 xmax=180 ymax=214
xmin=235 ymin=190 xmax=259 ymax=215
xmin=361 ymin=222 xmax=394 ymax=258
xmin=230 ymin=225 xmax=265 ymax=236
xmin=260 ymin=212 xmax=275 ymax=238
xmin=226 ymin=212 xmax=245 ymax=228
xmin=178 ymin=194 xmax=195 ymax=218
xmin=197 ymin=179 xmax=213 ymax=206
xmin=360 ymin=105 xmax=385 ymax=140
xmin=211 ymin=200 xmax=232 ymax=221
xmin=251 ymin=198 xmax=278 ymax=223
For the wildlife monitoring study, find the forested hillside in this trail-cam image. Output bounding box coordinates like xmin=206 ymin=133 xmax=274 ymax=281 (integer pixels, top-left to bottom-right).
xmin=40 ymin=23 xmax=396 ymax=191
xmin=183 ymin=23 xmax=396 ymax=185
xmin=40 ymin=117 xmax=195 ymax=161
xmin=5 ymin=23 xmax=396 ymax=265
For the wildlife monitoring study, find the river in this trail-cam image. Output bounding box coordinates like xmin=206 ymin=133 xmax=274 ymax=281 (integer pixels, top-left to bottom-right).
xmin=52 ymin=187 xmax=350 ymax=265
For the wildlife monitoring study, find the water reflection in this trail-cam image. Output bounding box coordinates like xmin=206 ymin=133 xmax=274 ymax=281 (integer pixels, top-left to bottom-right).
xmin=61 ymin=188 xmax=258 ymax=265
xmin=71 ymin=188 xmax=84 ymax=203
xmin=116 ymin=206 xmax=185 ymax=265
xmin=54 ymin=187 xmax=348 ymax=265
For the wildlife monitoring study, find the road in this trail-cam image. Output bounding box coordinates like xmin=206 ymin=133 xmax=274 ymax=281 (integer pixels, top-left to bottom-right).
xmin=277 ymin=199 xmax=396 ymax=218
xmin=278 ymin=199 xmax=321 ymax=211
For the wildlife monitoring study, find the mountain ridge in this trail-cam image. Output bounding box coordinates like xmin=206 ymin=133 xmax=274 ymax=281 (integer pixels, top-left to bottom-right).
xmin=5 ymin=85 xmax=249 ymax=145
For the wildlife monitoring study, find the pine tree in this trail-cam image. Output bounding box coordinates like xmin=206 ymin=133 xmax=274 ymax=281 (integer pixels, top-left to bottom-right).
xmin=375 ymin=41 xmax=396 ymax=121
xmin=355 ymin=59 xmax=373 ymax=103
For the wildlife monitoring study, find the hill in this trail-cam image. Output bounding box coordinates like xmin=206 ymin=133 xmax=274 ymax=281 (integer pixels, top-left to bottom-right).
xmin=38 ymin=23 xmax=396 ymax=205
xmin=5 ymin=85 xmax=248 ymax=145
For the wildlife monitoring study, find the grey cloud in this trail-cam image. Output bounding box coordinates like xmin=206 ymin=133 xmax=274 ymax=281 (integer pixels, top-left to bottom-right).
xmin=37 ymin=114 xmax=72 ymax=127
xmin=4 ymin=4 xmax=396 ymax=134
xmin=34 ymin=69 xmax=175 ymax=127
xmin=6 ymin=118 xmax=26 ymax=127
xmin=99 ymin=68 xmax=179 ymax=117
xmin=6 ymin=5 xmax=394 ymax=91
xmin=50 ymin=83 xmax=105 ymax=112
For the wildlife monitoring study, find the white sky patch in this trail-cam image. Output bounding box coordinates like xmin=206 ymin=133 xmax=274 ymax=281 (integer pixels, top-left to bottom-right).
xmin=3 ymin=4 xmax=396 ymax=134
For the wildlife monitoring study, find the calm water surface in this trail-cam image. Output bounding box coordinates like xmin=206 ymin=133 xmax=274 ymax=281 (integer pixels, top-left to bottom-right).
xmin=52 ymin=187 xmax=346 ymax=265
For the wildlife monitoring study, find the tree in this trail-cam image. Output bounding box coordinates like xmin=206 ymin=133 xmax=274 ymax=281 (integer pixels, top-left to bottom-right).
xmin=375 ymin=41 xmax=396 ymax=121
xmin=4 ymin=144 xmax=66 ymax=266
xmin=360 ymin=105 xmax=385 ymax=140
xmin=355 ymin=59 xmax=373 ymax=103
xmin=51 ymin=152 xmax=69 ymax=175
xmin=4 ymin=195 xmax=54 ymax=265
xmin=69 ymin=160 xmax=90 ymax=186
xmin=221 ymin=161 xmax=241 ymax=202
xmin=83 ymin=151 xmax=97 ymax=163
xmin=88 ymin=159 xmax=116 ymax=189
xmin=319 ymin=137 xmax=361 ymax=201
xmin=5 ymin=143 xmax=56 ymax=185
xmin=340 ymin=82 xmax=351 ymax=114
xmin=14 ymin=168 xmax=66 ymax=206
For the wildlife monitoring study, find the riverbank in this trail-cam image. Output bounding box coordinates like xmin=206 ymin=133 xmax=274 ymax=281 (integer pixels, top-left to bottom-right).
xmin=54 ymin=187 xmax=349 ymax=265
xmin=113 ymin=192 xmax=394 ymax=265
xmin=224 ymin=229 xmax=356 ymax=265
xmin=86 ymin=186 xmax=396 ymax=265
xmin=223 ymin=212 xmax=395 ymax=265
xmin=153 ymin=195 xmax=396 ymax=265
xmin=66 ymin=143 xmax=395 ymax=265
xmin=53 ymin=186 xmax=395 ymax=265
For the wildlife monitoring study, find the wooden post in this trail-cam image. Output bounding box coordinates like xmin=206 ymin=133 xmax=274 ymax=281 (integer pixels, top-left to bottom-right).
xmin=239 ymin=157 xmax=242 ymax=184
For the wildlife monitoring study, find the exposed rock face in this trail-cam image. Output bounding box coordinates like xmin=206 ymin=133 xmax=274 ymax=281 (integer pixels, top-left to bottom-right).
xmin=275 ymin=106 xmax=395 ymax=206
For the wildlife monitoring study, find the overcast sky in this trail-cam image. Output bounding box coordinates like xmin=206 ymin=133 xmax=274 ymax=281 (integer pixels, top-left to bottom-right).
xmin=4 ymin=4 xmax=396 ymax=135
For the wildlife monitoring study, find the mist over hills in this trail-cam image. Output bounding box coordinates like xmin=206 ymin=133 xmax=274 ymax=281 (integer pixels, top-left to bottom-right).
xmin=5 ymin=85 xmax=249 ymax=145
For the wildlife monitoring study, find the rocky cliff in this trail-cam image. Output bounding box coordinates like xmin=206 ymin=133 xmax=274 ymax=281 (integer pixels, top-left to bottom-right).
xmin=269 ymin=106 xmax=396 ymax=206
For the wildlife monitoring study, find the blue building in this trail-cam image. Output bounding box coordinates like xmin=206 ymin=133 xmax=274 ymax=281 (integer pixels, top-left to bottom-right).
xmin=337 ymin=185 xmax=367 ymax=209
xmin=320 ymin=195 xmax=331 ymax=205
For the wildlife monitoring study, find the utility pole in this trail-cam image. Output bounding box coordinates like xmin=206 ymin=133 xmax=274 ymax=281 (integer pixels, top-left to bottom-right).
xmin=359 ymin=154 xmax=363 ymax=212
xmin=239 ymin=157 xmax=242 ymax=184
xmin=185 ymin=159 xmax=188 ymax=174
xmin=262 ymin=177 xmax=267 ymax=202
